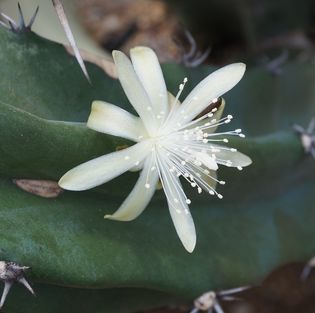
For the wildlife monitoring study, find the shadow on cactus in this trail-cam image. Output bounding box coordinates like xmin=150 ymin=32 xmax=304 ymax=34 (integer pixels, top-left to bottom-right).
xmin=0 ymin=13 xmax=314 ymax=313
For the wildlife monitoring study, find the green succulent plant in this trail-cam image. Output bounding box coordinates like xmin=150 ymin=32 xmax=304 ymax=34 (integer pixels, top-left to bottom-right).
xmin=0 ymin=2 xmax=315 ymax=313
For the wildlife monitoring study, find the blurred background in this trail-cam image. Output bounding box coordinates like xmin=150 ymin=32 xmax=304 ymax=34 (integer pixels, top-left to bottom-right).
xmin=77 ymin=0 xmax=315 ymax=68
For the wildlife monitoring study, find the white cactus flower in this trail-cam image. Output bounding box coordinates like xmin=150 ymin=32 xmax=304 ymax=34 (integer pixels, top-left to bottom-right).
xmin=58 ymin=46 xmax=252 ymax=253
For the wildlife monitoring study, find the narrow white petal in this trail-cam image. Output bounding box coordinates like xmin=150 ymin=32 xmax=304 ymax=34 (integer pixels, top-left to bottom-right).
xmin=211 ymin=144 xmax=252 ymax=167
xmin=105 ymin=154 xmax=159 ymax=221
xmin=168 ymin=63 xmax=245 ymax=127
xmin=87 ymin=101 xmax=147 ymax=142
xmin=157 ymin=153 xmax=196 ymax=252
xmin=130 ymin=47 xmax=169 ymax=123
xmin=59 ymin=140 xmax=153 ymax=191
xmin=112 ymin=50 xmax=158 ymax=135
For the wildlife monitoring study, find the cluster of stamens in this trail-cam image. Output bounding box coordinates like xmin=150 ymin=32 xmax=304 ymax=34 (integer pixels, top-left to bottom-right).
xmin=123 ymin=78 xmax=246 ymax=210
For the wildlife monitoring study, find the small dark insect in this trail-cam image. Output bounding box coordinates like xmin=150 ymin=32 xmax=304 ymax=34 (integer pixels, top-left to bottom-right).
xmin=0 ymin=261 xmax=34 ymax=309
xmin=190 ymin=286 xmax=251 ymax=313
xmin=0 ymin=3 xmax=39 ymax=32
xmin=293 ymin=117 xmax=315 ymax=159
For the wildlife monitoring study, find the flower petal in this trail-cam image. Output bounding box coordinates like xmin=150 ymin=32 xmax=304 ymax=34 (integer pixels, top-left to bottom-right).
xmin=112 ymin=50 xmax=158 ymax=135
xmin=59 ymin=140 xmax=153 ymax=191
xmin=157 ymin=153 xmax=196 ymax=253
xmin=211 ymin=144 xmax=252 ymax=167
xmin=87 ymin=100 xmax=147 ymax=142
xmin=105 ymin=154 xmax=159 ymax=221
xmin=130 ymin=47 xmax=169 ymax=123
xmin=168 ymin=63 xmax=245 ymax=127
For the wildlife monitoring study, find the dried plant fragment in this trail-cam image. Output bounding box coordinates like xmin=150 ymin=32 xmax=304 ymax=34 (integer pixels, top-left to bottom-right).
xmin=13 ymin=179 xmax=63 ymax=198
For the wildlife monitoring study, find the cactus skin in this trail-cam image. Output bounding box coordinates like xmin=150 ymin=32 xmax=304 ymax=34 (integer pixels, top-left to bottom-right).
xmin=0 ymin=27 xmax=315 ymax=312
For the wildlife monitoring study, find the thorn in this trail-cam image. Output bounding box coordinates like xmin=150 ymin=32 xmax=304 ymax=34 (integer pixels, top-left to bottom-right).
xmin=0 ymin=282 xmax=12 ymax=309
xmin=264 ymin=50 xmax=289 ymax=76
xmin=301 ymin=256 xmax=315 ymax=281
xmin=0 ymin=261 xmax=35 ymax=309
xmin=191 ymin=285 xmax=250 ymax=313
xmin=52 ymin=0 xmax=91 ymax=83
xmin=293 ymin=118 xmax=315 ymax=156
xmin=0 ymin=4 xmax=39 ymax=32
xmin=17 ymin=3 xmax=25 ymax=29
xmin=26 ymin=6 xmax=39 ymax=29
xmin=18 ymin=277 xmax=35 ymax=295
xmin=177 ymin=30 xmax=211 ymax=67
xmin=218 ymin=285 xmax=251 ymax=296
xmin=301 ymin=265 xmax=312 ymax=281
xmin=0 ymin=20 xmax=9 ymax=29
xmin=183 ymin=30 xmax=197 ymax=60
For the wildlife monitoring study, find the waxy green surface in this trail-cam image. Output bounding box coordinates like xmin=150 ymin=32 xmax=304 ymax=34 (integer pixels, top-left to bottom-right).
xmin=0 ymin=28 xmax=314 ymax=312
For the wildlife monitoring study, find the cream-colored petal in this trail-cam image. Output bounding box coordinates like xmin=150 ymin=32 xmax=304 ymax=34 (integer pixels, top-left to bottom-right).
xmin=157 ymin=153 xmax=196 ymax=252
xmin=87 ymin=100 xmax=147 ymax=142
xmin=195 ymin=152 xmax=218 ymax=171
xmin=130 ymin=47 xmax=169 ymax=124
xmin=211 ymin=144 xmax=252 ymax=167
xmin=112 ymin=50 xmax=158 ymax=135
xmin=59 ymin=140 xmax=153 ymax=191
xmin=167 ymin=63 xmax=245 ymax=128
xmin=105 ymin=154 xmax=159 ymax=221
